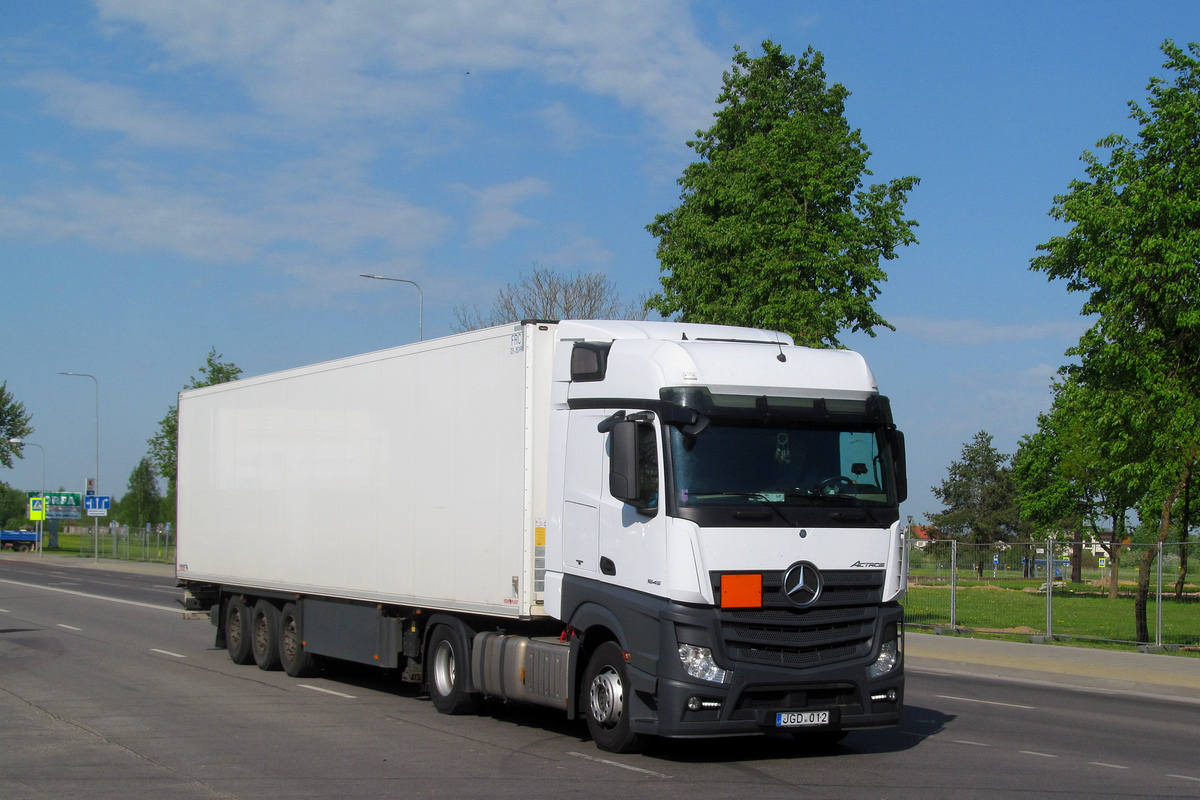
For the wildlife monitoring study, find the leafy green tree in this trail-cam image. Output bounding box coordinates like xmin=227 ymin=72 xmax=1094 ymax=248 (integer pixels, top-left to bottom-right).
xmin=1031 ymin=41 xmax=1200 ymax=641
xmin=929 ymin=431 xmax=1022 ymax=577
xmin=149 ymin=348 xmax=242 ymax=522
xmin=115 ymin=457 xmax=162 ymax=529
xmin=0 ymin=481 xmax=28 ymax=528
xmin=453 ymin=265 xmax=647 ymax=331
xmin=647 ymin=41 xmax=919 ymax=348
xmin=0 ymin=381 xmax=34 ymax=469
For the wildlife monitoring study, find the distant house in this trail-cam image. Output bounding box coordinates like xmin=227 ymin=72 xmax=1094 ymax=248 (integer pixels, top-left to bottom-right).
xmin=909 ymin=525 xmax=935 ymax=549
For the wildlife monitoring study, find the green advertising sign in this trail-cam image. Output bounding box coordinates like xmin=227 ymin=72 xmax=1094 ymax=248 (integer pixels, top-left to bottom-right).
xmin=29 ymin=491 xmax=83 ymax=520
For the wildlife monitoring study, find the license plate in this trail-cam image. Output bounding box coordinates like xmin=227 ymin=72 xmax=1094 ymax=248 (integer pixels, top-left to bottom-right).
xmin=775 ymin=710 xmax=830 ymax=728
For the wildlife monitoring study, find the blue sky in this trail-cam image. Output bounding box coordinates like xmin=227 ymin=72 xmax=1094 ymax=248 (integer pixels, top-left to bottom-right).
xmin=2 ymin=1 xmax=1197 ymax=523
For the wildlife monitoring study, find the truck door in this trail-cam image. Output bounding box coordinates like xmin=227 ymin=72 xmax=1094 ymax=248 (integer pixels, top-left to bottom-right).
xmin=598 ymin=412 xmax=667 ymax=595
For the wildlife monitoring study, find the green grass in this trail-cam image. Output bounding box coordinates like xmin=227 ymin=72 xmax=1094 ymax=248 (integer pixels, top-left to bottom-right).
xmin=38 ymin=531 xmax=174 ymax=563
xmin=905 ymin=584 xmax=1200 ymax=645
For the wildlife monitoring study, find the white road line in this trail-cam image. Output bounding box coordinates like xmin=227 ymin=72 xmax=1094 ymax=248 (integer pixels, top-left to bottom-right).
xmin=0 ymin=578 xmax=178 ymax=613
xmin=953 ymin=740 xmax=992 ymax=747
xmin=298 ymin=684 xmax=356 ymax=699
xmin=1167 ymin=774 xmax=1200 ymax=783
xmin=1089 ymin=762 xmax=1129 ymax=769
xmin=567 ymin=751 xmax=672 ymax=779
xmin=0 ymin=608 xmax=9 ymax=613
xmin=1020 ymin=751 xmax=1058 ymax=758
xmin=936 ymin=694 xmax=1036 ymax=710
xmin=150 ymin=649 xmax=186 ymax=658
xmin=57 ymin=624 xmax=82 ymax=631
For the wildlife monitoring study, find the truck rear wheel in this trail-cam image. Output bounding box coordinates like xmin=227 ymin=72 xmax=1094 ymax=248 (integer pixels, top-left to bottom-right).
xmin=279 ymin=602 xmax=319 ymax=678
xmin=251 ymin=600 xmax=282 ymax=671
xmin=584 ymin=642 xmax=646 ymax=753
xmin=225 ymin=597 xmax=254 ymax=665
xmin=427 ymin=624 xmax=483 ymax=715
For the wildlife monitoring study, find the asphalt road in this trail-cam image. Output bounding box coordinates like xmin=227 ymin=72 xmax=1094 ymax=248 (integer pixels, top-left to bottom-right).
xmin=2 ymin=556 xmax=1199 ymax=799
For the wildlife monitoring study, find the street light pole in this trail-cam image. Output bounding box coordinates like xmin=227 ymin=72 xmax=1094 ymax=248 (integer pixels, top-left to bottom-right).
xmin=60 ymin=371 xmax=99 ymax=560
xmin=360 ymin=273 xmax=423 ymax=341
xmin=8 ymin=438 xmax=45 ymax=555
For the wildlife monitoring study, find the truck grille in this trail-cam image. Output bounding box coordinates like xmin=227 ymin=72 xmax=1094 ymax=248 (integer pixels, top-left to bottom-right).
xmin=711 ymin=570 xmax=884 ymax=668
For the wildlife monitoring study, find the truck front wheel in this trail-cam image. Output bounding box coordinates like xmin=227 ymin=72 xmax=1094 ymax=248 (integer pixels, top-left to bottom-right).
xmin=427 ymin=624 xmax=482 ymax=715
xmin=583 ymin=642 xmax=646 ymax=753
xmin=251 ymin=600 xmax=282 ymax=671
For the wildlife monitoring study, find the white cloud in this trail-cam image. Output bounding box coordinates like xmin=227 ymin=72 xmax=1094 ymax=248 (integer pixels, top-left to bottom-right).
xmin=539 ymin=101 xmax=585 ymax=151
xmin=534 ymin=226 xmax=613 ymax=268
xmin=454 ymin=177 xmax=550 ymax=248
xmin=95 ymin=0 xmax=724 ymax=141
xmin=891 ymin=315 xmax=1088 ymax=346
xmin=0 ymin=161 xmax=449 ymax=264
xmin=17 ymin=71 xmax=232 ymax=149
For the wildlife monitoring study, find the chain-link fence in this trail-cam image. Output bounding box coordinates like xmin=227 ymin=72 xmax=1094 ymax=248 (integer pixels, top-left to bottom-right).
xmin=60 ymin=523 xmax=175 ymax=564
xmin=905 ymin=538 xmax=1200 ymax=648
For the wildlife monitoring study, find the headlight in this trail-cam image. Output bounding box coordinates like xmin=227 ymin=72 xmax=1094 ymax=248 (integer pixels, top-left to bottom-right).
xmin=678 ymin=643 xmax=731 ymax=684
xmin=868 ymin=639 xmax=899 ymax=679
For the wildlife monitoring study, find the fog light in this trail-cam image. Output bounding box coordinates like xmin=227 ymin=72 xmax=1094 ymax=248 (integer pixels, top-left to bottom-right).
xmin=868 ymin=640 xmax=899 ymax=679
xmin=678 ymin=644 xmax=731 ymax=684
xmin=687 ymin=696 xmax=723 ymax=711
xmin=871 ymin=688 xmax=898 ymax=703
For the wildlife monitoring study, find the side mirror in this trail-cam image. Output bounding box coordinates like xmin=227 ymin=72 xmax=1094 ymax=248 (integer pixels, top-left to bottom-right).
xmin=609 ymin=419 xmax=641 ymax=504
xmin=889 ymin=429 xmax=908 ymax=503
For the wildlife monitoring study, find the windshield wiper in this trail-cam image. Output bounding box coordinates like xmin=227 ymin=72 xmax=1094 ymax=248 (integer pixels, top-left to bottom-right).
xmin=686 ymin=491 xmax=793 ymax=524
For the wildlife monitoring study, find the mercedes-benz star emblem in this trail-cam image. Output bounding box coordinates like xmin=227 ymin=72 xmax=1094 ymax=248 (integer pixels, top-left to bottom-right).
xmin=782 ymin=561 xmax=823 ymax=608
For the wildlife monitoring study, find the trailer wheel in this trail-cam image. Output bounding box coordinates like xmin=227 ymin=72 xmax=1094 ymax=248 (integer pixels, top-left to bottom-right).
xmin=251 ymin=600 xmax=282 ymax=671
xmin=279 ymin=602 xmax=319 ymax=678
xmin=427 ymin=624 xmax=483 ymax=715
xmin=583 ymin=642 xmax=646 ymax=753
xmin=225 ymin=597 xmax=254 ymax=665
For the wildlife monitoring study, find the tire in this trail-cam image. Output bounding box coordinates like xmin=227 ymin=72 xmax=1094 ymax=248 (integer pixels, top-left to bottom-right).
xmin=427 ymin=624 xmax=483 ymax=715
xmin=251 ymin=599 xmax=282 ymax=671
xmin=279 ymin=602 xmax=319 ymax=678
xmin=225 ymin=597 xmax=254 ymax=665
xmin=583 ymin=641 xmax=646 ymax=753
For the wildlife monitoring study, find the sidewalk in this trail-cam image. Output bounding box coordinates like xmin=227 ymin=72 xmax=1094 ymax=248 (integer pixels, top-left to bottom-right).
xmin=906 ymin=631 xmax=1200 ymax=703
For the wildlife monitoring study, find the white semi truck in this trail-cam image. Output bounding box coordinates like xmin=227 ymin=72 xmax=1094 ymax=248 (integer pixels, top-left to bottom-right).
xmin=177 ymin=320 xmax=908 ymax=752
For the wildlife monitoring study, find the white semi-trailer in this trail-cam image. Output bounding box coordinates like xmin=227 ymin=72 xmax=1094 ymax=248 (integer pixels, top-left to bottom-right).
xmin=177 ymin=320 xmax=908 ymax=752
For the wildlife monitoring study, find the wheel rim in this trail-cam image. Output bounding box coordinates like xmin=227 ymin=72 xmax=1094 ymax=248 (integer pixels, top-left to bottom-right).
xmin=432 ymin=639 xmax=456 ymax=698
xmin=589 ymin=665 xmax=623 ymax=729
xmin=228 ymin=607 xmax=244 ymax=650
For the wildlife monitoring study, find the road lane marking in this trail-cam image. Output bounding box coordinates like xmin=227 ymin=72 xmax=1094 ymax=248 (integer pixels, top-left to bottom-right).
xmin=298 ymin=684 xmax=356 ymax=698
xmin=0 ymin=578 xmax=178 ymax=613
xmin=936 ymin=694 xmax=1036 ymax=710
xmin=1089 ymin=762 xmax=1128 ymax=769
xmin=567 ymin=751 xmax=672 ymax=779
xmin=0 ymin=608 xmax=8 ymax=613
xmin=953 ymin=740 xmax=992 ymax=747
xmin=57 ymin=624 xmax=82 ymax=631
xmin=150 ymin=649 xmax=186 ymax=658
xmin=1168 ymin=774 xmax=1200 ymax=782
xmin=1020 ymin=751 xmax=1057 ymax=758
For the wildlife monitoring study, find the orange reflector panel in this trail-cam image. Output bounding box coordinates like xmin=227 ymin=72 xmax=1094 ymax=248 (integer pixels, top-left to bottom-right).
xmin=720 ymin=573 xmax=762 ymax=608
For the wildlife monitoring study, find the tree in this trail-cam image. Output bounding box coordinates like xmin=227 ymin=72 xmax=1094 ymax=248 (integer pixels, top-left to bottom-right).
xmin=0 ymin=481 xmax=27 ymax=528
xmin=928 ymin=431 xmax=1021 ymax=577
xmin=0 ymin=381 xmax=34 ymax=469
xmin=1031 ymin=40 xmax=1200 ymax=641
xmin=149 ymin=348 xmax=242 ymax=520
xmin=647 ymin=41 xmax=919 ymax=348
xmin=116 ymin=457 xmax=162 ymax=529
xmin=453 ymin=265 xmax=648 ymax=331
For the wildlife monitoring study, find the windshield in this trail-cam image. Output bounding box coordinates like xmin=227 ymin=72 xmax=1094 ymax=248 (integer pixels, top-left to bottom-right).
xmin=669 ymin=420 xmax=895 ymax=511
